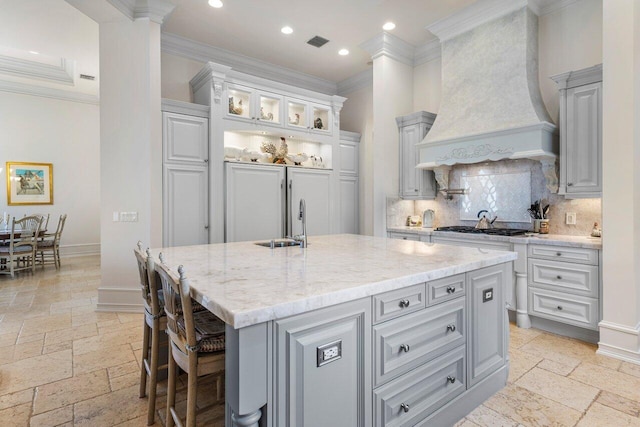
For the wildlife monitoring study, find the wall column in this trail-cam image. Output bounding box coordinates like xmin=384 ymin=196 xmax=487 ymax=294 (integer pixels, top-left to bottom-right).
xmin=598 ymin=0 xmax=640 ymax=363
xmin=361 ymin=33 xmax=415 ymax=237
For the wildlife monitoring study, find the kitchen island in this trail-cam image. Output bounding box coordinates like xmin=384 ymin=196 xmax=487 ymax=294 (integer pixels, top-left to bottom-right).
xmin=155 ymin=234 xmax=516 ymax=427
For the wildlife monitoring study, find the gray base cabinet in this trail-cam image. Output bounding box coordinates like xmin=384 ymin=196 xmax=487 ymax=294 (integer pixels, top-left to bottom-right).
xmin=274 ymin=298 xmax=372 ymax=427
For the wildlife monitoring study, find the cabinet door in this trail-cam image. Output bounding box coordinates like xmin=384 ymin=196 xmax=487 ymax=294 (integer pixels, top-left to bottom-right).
xmin=275 ymin=298 xmax=371 ymax=427
xmin=225 ymin=163 xmax=285 ymax=242
xmin=256 ymin=91 xmax=283 ymax=126
xmin=399 ymin=123 xmax=436 ymax=200
xmin=163 ymin=112 xmax=208 ymax=164
xmin=566 ymin=82 xmax=601 ymax=195
xmin=289 ymin=168 xmax=332 ymax=237
xmin=466 ymin=263 xmax=508 ymax=387
xmin=226 ymin=85 xmax=252 ymax=121
xmin=340 ymin=176 xmax=358 ymax=234
xmin=339 ymin=142 xmax=358 ymax=175
xmin=163 ymin=164 xmax=208 ymax=247
xmin=310 ymin=103 xmax=332 ymax=135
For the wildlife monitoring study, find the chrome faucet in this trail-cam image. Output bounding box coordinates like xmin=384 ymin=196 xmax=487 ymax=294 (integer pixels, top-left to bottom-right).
xmin=294 ymin=199 xmax=307 ymax=248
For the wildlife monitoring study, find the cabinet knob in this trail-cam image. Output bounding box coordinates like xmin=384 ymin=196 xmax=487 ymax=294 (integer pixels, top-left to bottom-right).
xmin=400 ymin=403 xmax=410 ymax=413
xmin=399 ymin=299 xmax=410 ymax=308
xmin=557 ymin=306 xmax=563 ymax=310
xmin=447 ymin=376 xmax=456 ymax=384
xmin=556 ymin=252 xmax=562 ymax=257
xmin=446 ymin=324 xmax=456 ymax=332
xmin=414 ymin=189 xmax=419 ymax=192
xmin=204 ymin=159 xmax=208 ymax=163
xmin=204 ymin=225 xmax=209 ymax=229
xmin=399 ymin=344 xmax=410 ymax=353
xmin=446 ymin=286 xmax=456 ymax=294
xmin=556 ymin=275 xmax=562 ymax=280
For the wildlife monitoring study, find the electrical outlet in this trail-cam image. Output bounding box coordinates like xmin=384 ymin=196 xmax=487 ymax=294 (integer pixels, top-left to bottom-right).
xmin=565 ymin=212 xmax=577 ymax=225
xmin=317 ymin=340 xmax=342 ymax=367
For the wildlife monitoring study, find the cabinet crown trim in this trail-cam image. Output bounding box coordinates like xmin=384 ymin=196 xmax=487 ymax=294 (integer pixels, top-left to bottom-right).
xmin=551 ymin=64 xmax=603 ymax=90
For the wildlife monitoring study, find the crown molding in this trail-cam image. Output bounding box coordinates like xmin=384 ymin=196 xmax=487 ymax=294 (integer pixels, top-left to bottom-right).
xmin=414 ymin=39 xmax=441 ymax=66
xmin=162 ymin=32 xmax=338 ymax=95
xmin=337 ymin=68 xmax=372 ymax=96
xmin=339 ymin=130 xmax=362 ymax=143
xmin=359 ymin=32 xmax=416 ymax=66
xmin=107 ymin=0 xmax=175 ymax=24
xmin=161 ymin=98 xmax=210 ymax=117
xmin=0 ymin=79 xmax=99 ymax=105
xmin=537 ymin=0 xmax=579 ymax=15
xmin=0 ymin=54 xmax=75 ymax=85
xmin=426 ymin=0 xmax=540 ymax=42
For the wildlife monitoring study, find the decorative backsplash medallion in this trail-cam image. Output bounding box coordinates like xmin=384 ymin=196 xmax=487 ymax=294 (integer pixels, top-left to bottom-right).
xmin=460 ymin=172 xmax=532 ymax=223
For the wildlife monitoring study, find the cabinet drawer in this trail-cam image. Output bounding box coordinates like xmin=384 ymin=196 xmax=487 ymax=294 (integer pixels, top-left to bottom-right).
xmin=373 ymin=283 xmax=426 ymax=324
xmin=374 ymin=346 xmax=466 ymax=427
xmin=427 ymin=273 xmax=465 ymax=306
xmin=387 ymin=232 xmax=420 ymax=241
xmin=528 ymin=244 xmax=598 ymax=265
xmin=528 ymin=288 xmax=598 ymax=330
xmin=374 ymin=298 xmax=464 ymax=386
xmin=432 ymin=236 xmax=512 ymax=251
xmin=528 ymin=259 xmax=598 ymax=297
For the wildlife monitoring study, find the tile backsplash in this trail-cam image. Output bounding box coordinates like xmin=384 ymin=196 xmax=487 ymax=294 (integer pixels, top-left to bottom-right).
xmin=388 ymin=159 xmax=602 ymax=236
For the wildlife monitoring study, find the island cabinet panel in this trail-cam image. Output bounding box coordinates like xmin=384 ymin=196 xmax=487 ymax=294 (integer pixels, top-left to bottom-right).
xmin=466 ymin=263 xmax=507 ymax=387
xmin=373 ymin=298 xmax=465 ymax=387
xmin=274 ymin=298 xmax=371 ymax=427
xmin=373 ymin=346 xmax=466 ymax=427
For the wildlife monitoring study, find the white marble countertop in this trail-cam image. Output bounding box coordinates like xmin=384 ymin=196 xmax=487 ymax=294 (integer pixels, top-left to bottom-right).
xmin=154 ymin=234 xmax=516 ymax=329
xmin=387 ymin=226 xmax=602 ymax=249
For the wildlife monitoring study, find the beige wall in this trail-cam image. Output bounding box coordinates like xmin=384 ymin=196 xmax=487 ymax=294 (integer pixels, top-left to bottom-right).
xmin=413 ymin=58 xmax=442 ymax=114
xmin=161 ymin=52 xmax=205 ymax=102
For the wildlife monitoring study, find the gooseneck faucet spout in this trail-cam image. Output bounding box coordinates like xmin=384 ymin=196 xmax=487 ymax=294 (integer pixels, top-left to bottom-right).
xmin=295 ymin=199 xmax=307 ymax=248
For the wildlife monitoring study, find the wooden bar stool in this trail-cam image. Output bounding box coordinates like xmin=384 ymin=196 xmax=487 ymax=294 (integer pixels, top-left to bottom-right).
xmin=154 ymin=258 xmax=225 ymax=427
xmin=134 ymin=243 xmax=167 ymax=425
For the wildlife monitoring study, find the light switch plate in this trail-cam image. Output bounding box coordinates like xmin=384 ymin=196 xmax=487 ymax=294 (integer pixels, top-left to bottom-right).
xmin=565 ymin=212 xmax=577 ymax=225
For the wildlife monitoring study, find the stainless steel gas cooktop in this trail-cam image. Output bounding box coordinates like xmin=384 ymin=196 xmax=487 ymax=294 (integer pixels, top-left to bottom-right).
xmin=435 ymin=226 xmax=529 ymax=236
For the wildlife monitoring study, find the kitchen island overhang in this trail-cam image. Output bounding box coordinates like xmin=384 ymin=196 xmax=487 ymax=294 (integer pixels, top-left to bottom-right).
xmin=153 ymin=234 xmax=517 ymax=427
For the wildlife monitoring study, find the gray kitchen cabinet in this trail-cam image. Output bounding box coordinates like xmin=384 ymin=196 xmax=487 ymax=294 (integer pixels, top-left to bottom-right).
xmin=224 ymin=163 xmax=331 ymax=241
xmin=551 ymin=64 xmax=602 ymax=198
xmin=274 ymin=298 xmax=371 ymax=427
xmin=162 ymin=108 xmax=210 ymax=247
xmin=396 ymin=111 xmax=437 ymax=199
xmin=527 ymin=244 xmax=600 ymax=333
xmin=339 ymin=131 xmax=360 ymax=234
xmin=466 ymin=263 xmax=508 ymax=388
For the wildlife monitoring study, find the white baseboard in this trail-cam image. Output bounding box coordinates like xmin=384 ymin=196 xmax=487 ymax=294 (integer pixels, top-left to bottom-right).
xmin=597 ymin=320 xmax=640 ymax=364
xmin=59 ymin=243 xmax=100 ymax=257
xmin=96 ymin=286 xmax=143 ymax=313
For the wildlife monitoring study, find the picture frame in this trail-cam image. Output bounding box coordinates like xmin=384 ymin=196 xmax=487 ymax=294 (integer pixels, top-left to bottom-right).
xmin=6 ymin=162 xmax=53 ymax=205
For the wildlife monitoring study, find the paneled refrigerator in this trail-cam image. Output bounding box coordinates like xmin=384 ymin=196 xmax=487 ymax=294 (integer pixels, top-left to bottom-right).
xmin=225 ymin=162 xmax=332 ymax=242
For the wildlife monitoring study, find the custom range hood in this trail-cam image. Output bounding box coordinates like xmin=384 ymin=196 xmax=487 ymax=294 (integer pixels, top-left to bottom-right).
xmin=416 ymin=0 xmax=558 ymax=191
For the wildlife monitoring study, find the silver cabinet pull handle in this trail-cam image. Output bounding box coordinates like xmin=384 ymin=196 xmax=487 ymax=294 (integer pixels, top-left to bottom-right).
xmin=399 ymin=344 xmax=410 ymax=353
xmin=556 ymin=275 xmax=562 ymax=280
xmin=446 ymin=286 xmax=456 ymax=294
xmin=567 ymin=183 xmax=573 ymax=186
xmin=399 ymin=299 xmax=410 ymax=308
xmin=447 ymin=376 xmax=456 ymax=384
xmin=400 ymin=403 xmax=410 ymax=413
xmin=557 ymin=306 xmax=563 ymax=310
xmin=447 ymin=324 xmax=456 ymax=332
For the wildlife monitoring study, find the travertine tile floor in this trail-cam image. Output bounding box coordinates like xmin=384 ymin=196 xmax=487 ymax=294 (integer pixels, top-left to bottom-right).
xmin=1 ymin=255 xmax=639 ymax=426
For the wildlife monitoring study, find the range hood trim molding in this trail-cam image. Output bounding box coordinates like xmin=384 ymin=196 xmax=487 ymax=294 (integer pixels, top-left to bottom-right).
xmin=416 ymin=121 xmax=557 ymax=170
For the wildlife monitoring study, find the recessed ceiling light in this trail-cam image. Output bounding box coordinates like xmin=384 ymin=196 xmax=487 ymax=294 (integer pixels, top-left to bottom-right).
xmin=382 ymin=22 xmax=396 ymax=31
xmin=338 ymin=49 xmax=349 ymax=56
xmin=208 ymin=0 xmax=223 ymax=8
xmin=281 ymin=26 xmax=293 ymax=35
xmin=29 ymin=51 xmax=40 ymax=55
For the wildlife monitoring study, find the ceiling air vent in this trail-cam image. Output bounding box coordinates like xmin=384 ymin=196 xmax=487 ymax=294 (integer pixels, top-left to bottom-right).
xmin=307 ymin=36 xmax=329 ymax=48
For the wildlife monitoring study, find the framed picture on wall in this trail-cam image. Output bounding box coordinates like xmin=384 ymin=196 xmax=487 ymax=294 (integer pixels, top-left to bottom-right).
xmin=6 ymin=162 xmax=53 ymax=205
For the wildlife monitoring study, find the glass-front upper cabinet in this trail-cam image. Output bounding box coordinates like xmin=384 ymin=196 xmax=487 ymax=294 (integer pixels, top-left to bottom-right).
xmin=226 ymin=84 xmax=283 ymax=127
xmin=286 ymin=98 xmax=332 ymax=136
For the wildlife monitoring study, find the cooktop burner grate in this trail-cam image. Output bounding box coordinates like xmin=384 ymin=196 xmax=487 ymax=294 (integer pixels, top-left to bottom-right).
xmin=436 ymin=226 xmax=529 ymax=236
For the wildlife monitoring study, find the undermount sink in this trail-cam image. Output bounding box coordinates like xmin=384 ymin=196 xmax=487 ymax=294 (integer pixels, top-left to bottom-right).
xmin=255 ymin=239 xmax=302 ymax=248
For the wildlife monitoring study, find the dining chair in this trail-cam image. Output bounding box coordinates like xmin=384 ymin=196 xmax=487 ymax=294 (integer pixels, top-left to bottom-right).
xmin=37 ymin=214 xmax=67 ymax=269
xmin=0 ymin=215 xmax=43 ymax=278
xmin=134 ymin=242 xmax=167 ymax=425
xmin=154 ymin=258 xmax=225 ymax=427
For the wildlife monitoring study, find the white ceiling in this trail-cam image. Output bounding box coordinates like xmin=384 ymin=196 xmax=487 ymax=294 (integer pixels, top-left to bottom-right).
xmin=162 ymin=0 xmax=476 ymax=83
